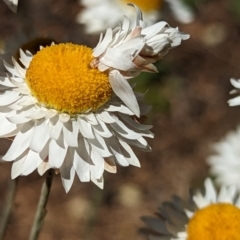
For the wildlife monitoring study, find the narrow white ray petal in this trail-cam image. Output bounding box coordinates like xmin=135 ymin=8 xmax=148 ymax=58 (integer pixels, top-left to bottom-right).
xmin=0 ymin=76 xmax=15 ymax=87
xmin=30 ymin=119 xmax=50 ymax=152
xmin=61 ymin=166 xmax=75 ymax=193
xmin=75 ymin=136 xmax=93 ymax=164
xmin=110 ymin=146 xmax=129 ymax=166
xmin=217 ymin=186 xmax=230 ymax=202
xmin=106 ymin=104 xmax=134 ymax=115
xmin=22 ymin=150 xmax=43 ymax=175
xmin=11 ymin=156 xmax=26 ymax=178
xmin=110 ymin=117 xmax=141 ymax=140
xmin=97 ymin=111 xmax=116 ymax=124
xmin=74 ymin=151 xmax=90 ymax=182
xmin=3 ymin=61 xmax=20 ymax=77
xmin=83 ymin=113 xmax=98 ymax=125
xmin=109 ymin=70 xmax=139 ymax=117
xmin=228 ymin=96 xmax=240 ymax=106
xmin=204 ymin=178 xmax=217 ymax=203
xmin=3 ymin=125 xmax=33 ymax=161
xmin=77 ymin=118 xmax=95 ymax=139
xmin=90 ymin=148 xmax=104 ymax=179
xmin=193 ymin=192 xmax=209 ymax=208
xmin=142 ymin=22 xmax=168 ymax=40
xmin=92 ymin=118 xmax=113 ymax=138
xmin=185 ymin=210 xmax=194 ymax=219
xmin=19 ymin=49 xmax=32 ymax=68
xmin=49 ymin=120 xmax=63 ymax=140
xmin=63 ymin=121 xmax=78 ymax=147
xmin=49 ymin=138 xmax=68 ymax=168
xmin=25 ymin=108 xmax=47 ymax=119
xmin=93 ymin=27 xmax=113 ymax=57
xmin=119 ymin=139 xmax=140 ymax=167
xmin=0 ymin=91 xmax=20 ymax=106
xmin=12 ymin=58 xmax=26 ymax=77
xmin=0 ymin=117 xmax=17 ymax=137
xmin=230 ymin=78 xmax=240 ymax=89
xmin=91 ymin=131 xmax=112 ymax=156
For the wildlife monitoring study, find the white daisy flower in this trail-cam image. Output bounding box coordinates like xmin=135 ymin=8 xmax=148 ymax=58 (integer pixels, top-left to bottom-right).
xmin=207 ymin=126 xmax=240 ymax=190
xmin=77 ymin=0 xmax=194 ymax=34
xmin=142 ymin=178 xmax=240 ymax=240
xmin=0 ymin=5 xmax=188 ymax=192
xmin=2 ymin=0 xmax=18 ymax=12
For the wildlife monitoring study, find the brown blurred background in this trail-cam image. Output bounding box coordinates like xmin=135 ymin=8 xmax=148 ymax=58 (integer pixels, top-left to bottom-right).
xmin=1 ymin=0 xmax=240 ymax=239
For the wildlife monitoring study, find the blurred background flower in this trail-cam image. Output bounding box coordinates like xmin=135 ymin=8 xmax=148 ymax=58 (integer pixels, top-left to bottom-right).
xmin=76 ymin=0 xmax=195 ymax=34
xmin=141 ymin=178 xmax=240 ymax=240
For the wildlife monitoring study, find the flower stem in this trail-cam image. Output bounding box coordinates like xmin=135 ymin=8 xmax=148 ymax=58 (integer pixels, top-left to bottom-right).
xmin=28 ymin=169 xmax=54 ymax=240
xmin=0 ymin=178 xmax=18 ymax=240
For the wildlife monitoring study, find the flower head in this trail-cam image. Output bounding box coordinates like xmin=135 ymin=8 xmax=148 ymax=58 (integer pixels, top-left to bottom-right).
xmin=207 ymin=126 xmax=240 ymax=190
xmin=142 ymin=178 xmax=240 ymax=240
xmin=77 ymin=0 xmax=194 ymax=34
xmin=0 ymin=5 xmax=188 ymax=192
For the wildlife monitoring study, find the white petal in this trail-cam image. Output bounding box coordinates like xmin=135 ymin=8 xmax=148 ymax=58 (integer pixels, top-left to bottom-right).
xmin=73 ymin=152 xmax=90 ymax=182
xmin=230 ymin=78 xmax=240 ymax=89
xmin=93 ymin=27 xmax=113 ymax=57
xmin=90 ymin=148 xmax=104 ymax=179
xmin=204 ymin=178 xmax=217 ymax=203
xmin=22 ymin=150 xmax=42 ymax=175
xmin=61 ymin=166 xmax=75 ymax=193
xmin=30 ymin=119 xmax=50 ymax=152
xmin=3 ymin=124 xmax=33 ymax=161
xmin=119 ymin=139 xmax=140 ymax=167
xmin=0 ymin=91 xmax=20 ymax=106
xmin=48 ymin=138 xmax=68 ymax=168
xmin=63 ymin=121 xmax=79 ymax=147
xmin=77 ymin=118 xmax=95 ymax=139
xmin=11 ymin=152 xmax=27 ymax=178
xmin=109 ymin=70 xmax=139 ymax=116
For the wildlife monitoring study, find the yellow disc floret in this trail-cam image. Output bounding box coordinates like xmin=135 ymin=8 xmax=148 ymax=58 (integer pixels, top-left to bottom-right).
xmin=25 ymin=43 xmax=112 ymax=115
xmin=121 ymin=0 xmax=162 ymax=11
xmin=187 ymin=203 xmax=240 ymax=240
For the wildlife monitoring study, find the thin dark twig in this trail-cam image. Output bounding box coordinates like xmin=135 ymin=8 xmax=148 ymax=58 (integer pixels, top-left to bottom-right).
xmin=0 ymin=178 xmax=18 ymax=240
xmin=28 ymin=169 xmax=54 ymax=240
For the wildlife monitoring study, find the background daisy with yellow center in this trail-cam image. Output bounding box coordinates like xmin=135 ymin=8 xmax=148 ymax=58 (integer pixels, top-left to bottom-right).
xmin=76 ymin=0 xmax=195 ymax=34
xmin=142 ymin=178 xmax=240 ymax=240
xmin=206 ymin=78 xmax=240 ymax=190
xmin=0 ymin=5 xmax=189 ymax=192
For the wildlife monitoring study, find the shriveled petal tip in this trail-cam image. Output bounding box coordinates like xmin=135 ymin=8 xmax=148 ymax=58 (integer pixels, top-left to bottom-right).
xmin=127 ymin=3 xmax=143 ymax=27
xmin=109 ymin=70 xmax=140 ymax=117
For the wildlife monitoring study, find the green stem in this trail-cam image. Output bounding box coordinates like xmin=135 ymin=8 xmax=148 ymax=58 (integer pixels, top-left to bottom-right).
xmin=28 ymin=169 xmax=54 ymax=240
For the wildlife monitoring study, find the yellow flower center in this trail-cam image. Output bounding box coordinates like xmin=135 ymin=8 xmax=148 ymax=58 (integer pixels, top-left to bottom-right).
xmin=187 ymin=203 xmax=240 ymax=240
xmin=121 ymin=0 xmax=162 ymax=11
xmin=25 ymin=43 xmax=112 ymax=115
